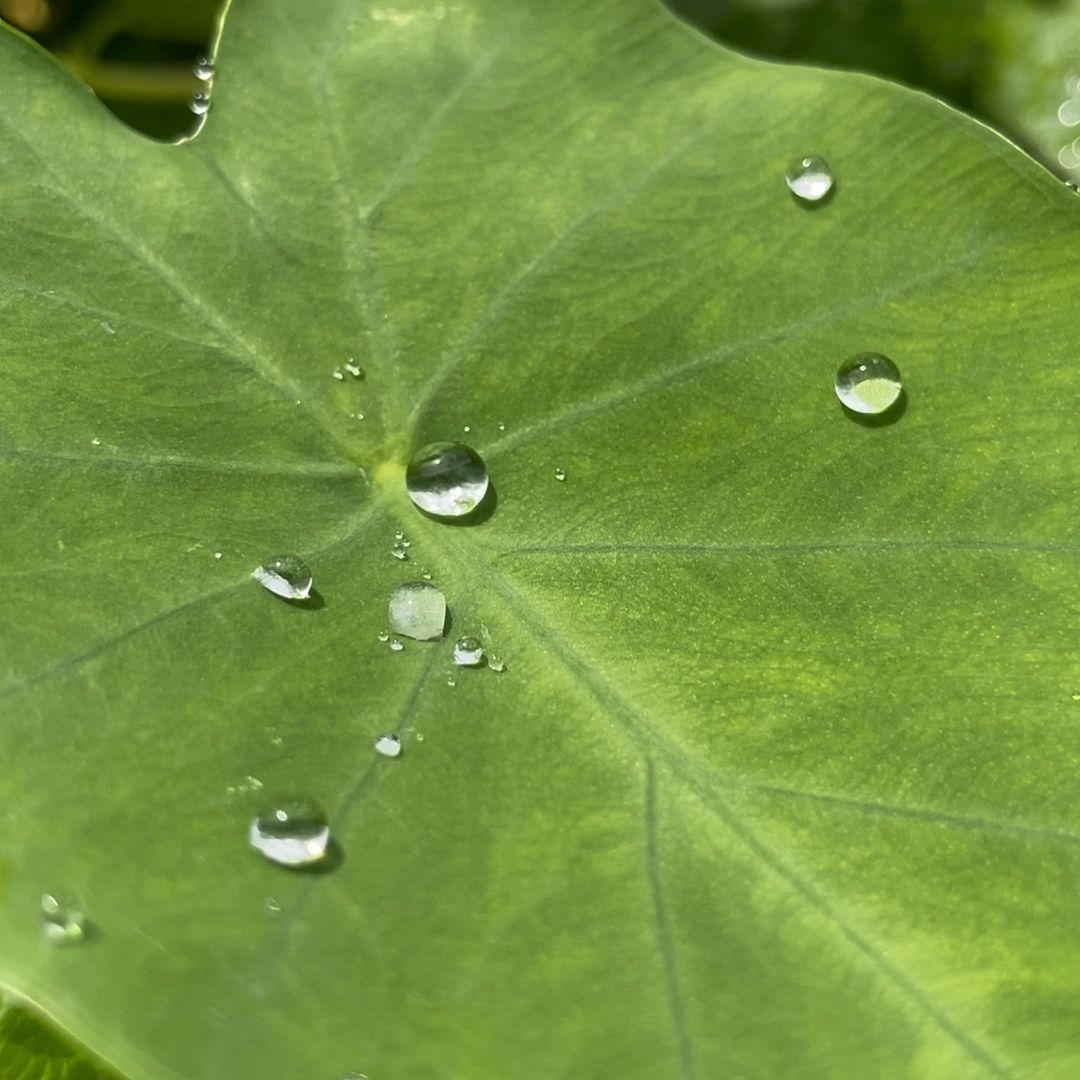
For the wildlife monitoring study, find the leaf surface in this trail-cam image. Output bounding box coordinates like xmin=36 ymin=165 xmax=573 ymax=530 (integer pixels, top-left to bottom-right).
xmin=2 ymin=1 xmax=1079 ymax=1077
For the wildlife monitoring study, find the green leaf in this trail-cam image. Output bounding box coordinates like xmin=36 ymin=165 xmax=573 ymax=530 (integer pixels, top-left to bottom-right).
xmin=2 ymin=1 xmax=1079 ymax=1077
xmin=0 ymin=1000 xmax=123 ymax=1080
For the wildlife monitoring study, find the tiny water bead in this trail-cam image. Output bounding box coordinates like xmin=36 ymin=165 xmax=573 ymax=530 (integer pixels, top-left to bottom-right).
xmin=785 ymin=156 xmax=834 ymax=203
xmin=389 ymin=581 xmax=447 ymax=640
xmin=405 ymin=442 xmax=489 ymax=518
xmin=41 ymin=889 xmax=86 ymax=945
xmin=344 ymin=360 xmax=363 ymax=378
xmin=377 ymin=630 xmax=390 ymax=643
xmin=375 ymin=733 xmax=402 ymax=758
xmin=452 ymin=636 xmax=484 ymax=667
xmin=252 ymin=554 xmax=313 ymax=600
xmin=554 ymin=468 xmax=566 ymax=482
xmin=249 ymin=800 xmax=330 ymax=868
xmin=388 ymin=637 xmax=405 ymax=652
xmin=390 ymin=543 xmax=409 ymax=561
xmin=189 ymin=91 xmax=211 ymax=116
xmin=194 ymin=56 xmax=214 ymax=81
xmin=834 ymin=353 xmax=904 ymax=416
xmin=488 ymin=654 xmax=506 ymax=674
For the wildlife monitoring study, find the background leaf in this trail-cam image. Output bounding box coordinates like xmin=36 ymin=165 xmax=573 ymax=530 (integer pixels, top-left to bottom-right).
xmin=2 ymin=1 xmax=1080 ymax=1078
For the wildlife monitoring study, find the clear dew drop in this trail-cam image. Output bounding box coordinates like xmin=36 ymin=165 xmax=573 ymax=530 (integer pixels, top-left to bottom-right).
xmin=405 ymin=442 xmax=489 ymax=518
xmin=265 ymin=898 xmax=282 ymax=916
xmin=446 ymin=672 xmax=457 ymax=687
xmin=420 ymin=568 xmax=433 ymax=580
xmin=193 ymin=56 xmax=214 ymax=82
xmin=554 ymin=467 xmax=566 ymax=482
xmin=388 ymin=637 xmax=405 ymax=652
xmin=834 ymin=353 xmax=904 ymax=416
xmin=189 ymin=90 xmax=211 ymax=116
xmin=344 ymin=360 xmax=363 ymax=378
xmin=252 ymin=554 xmax=313 ymax=600
xmin=488 ymin=654 xmax=506 ymax=673
xmin=41 ymin=889 xmax=86 ymax=945
xmin=90 ymin=437 xmax=101 ymax=447
xmin=377 ymin=630 xmax=390 ymax=643
xmin=390 ymin=544 xmax=410 ymax=561
xmin=249 ymin=800 xmax=330 ymax=868
xmin=375 ymin=733 xmax=402 ymax=758
xmin=497 ymin=422 xmax=506 ymax=432
xmin=452 ymin=636 xmax=484 ymax=667
xmin=389 ymin=581 xmax=447 ymax=640
xmin=785 ymin=156 xmax=834 ymax=202
xmin=333 ymin=368 xmax=345 ymax=381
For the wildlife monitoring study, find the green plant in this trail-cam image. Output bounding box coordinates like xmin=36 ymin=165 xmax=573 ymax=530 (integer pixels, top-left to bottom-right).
xmin=2 ymin=0 xmax=1079 ymax=1077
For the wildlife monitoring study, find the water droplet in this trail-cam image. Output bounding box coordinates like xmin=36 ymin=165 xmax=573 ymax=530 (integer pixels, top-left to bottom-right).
xmin=266 ymin=898 xmax=282 ymax=916
xmin=452 ymin=636 xmax=484 ymax=667
xmin=189 ymin=90 xmax=211 ymax=116
xmin=90 ymin=437 xmax=101 ymax=447
xmin=214 ymin=551 xmax=223 ymax=559
xmin=390 ymin=544 xmax=410 ymax=561
xmin=375 ymin=733 xmax=402 ymax=758
xmin=446 ymin=672 xmax=457 ymax=687
xmin=388 ymin=637 xmax=405 ymax=652
xmin=834 ymin=353 xmax=903 ymax=416
xmin=1059 ymin=98 xmax=1080 ymax=127
xmin=488 ymin=654 xmax=506 ymax=673
xmin=332 ymin=368 xmax=345 ymax=381
xmin=252 ymin=554 xmax=313 ymax=600
xmin=249 ymin=800 xmax=330 ymax=868
xmin=405 ymin=442 xmax=489 ymax=518
xmin=415 ymin=732 xmax=425 ymax=742
xmin=344 ymin=360 xmax=363 ymax=378
xmin=463 ymin=424 xmax=472 ymax=433
xmin=497 ymin=422 xmax=506 ymax=432
xmin=420 ymin=568 xmax=433 ymax=580
xmin=194 ymin=56 xmax=214 ymax=81
xmin=554 ymin=467 xmax=566 ymax=482
xmin=355 ymin=411 xmax=365 ymax=420
xmin=785 ymin=156 xmax=834 ymax=202
xmin=377 ymin=630 xmax=390 ymax=643
xmin=394 ymin=531 xmax=411 ymax=546
xmin=389 ymin=581 xmax=447 ymax=640
xmin=41 ymin=889 xmax=86 ymax=944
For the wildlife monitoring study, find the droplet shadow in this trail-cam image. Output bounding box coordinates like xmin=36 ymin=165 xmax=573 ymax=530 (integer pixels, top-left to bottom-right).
xmin=285 ymin=588 xmax=326 ymax=611
xmin=840 ymin=388 xmax=908 ymax=428
xmin=417 ymin=481 xmax=498 ymax=527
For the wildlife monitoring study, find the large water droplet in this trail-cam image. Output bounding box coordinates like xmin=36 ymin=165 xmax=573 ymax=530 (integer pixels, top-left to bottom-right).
xmin=785 ymin=156 xmax=834 ymax=202
xmin=41 ymin=889 xmax=86 ymax=944
xmin=452 ymin=636 xmax=484 ymax=667
xmin=405 ymin=442 xmax=489 ymax=518
xmin=249 ymin=800 xmax=330 ymax=868
xmin=375 ymin=733 xmax=402 ymax=758
xmin=388 ymin=581 xmax=447 ymax=640
xmin=252 ymin=554 xmax=313 ymax=600
xmin=834 ymin=353 xmax=903 ymax=416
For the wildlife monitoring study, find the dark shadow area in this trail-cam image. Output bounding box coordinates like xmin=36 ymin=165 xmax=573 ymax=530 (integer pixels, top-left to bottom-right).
xmin=285 ymin=588 xmax=325 ymax=611
xmin=841 ymin=387 xmax=908 ymax=428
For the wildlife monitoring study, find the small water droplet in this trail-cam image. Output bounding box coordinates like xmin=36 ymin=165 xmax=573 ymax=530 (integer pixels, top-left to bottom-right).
xmin=488 ymin=654 xmax=506 ymax=673
xmin=420 ymin=568 xmax=433 ymax=580
xmin=446 ymin=672 xmax=457 ymax=687
xmin=189 ymin=90 xmax=211 ymax=116
xmin=834 ymin=353 xmax=903 ymax=416
xmin=375 ymin=733 xmax=402 ymax=758
xmin=252 ymin=554 xmax=313 ymax=600
xmin=333 ymin=368 xmax=345 ymax=381
xmin=90 ymin=437 xmax=101 ymax=447
xmin=554 ymin=468 xmax=566 ymax=482
xmin=394 ymin=531 xmax=411 ymax=546
xmin=452 ymin=636 xmax=484 ymax=667
xmin=249 ymin=799 xmax=330 ymax=868
xmin=214 ymin=551 xmax=223 ymax=560
xmin=388 ymin=637 xmax=405 ymax=652
xmin=344 ymin=360 xmax=363 ymax=378
xmin=389 ymin=581 xmax=447 ymax=640
xmin=265 ymin=897 xmax=282 ymax=916
xmin=390 ymin=544 xmax=410 ymax=561
xmin=1068 ymin=180 xmax=1080 ymax=192
xmin=377 ymin=630 xmax=390 ymax=643
xmin=497 ymin=422 xmax=506 ymax=432
xmin=463 ymin=424 xmax=471 ymax=434
xmin=415 ymin=732 xmax=425 ymax=742
xmin=41 ymin=889 xmax=86 ymax=944
xmin=355 ymin=411 xmax=365 ymax=420
xmin=100 ymin=321 xmax=116 ymax=335
xmin=1059 ymin=98 xmax=1080 ymax=127
xmin=405 ymin=442 xmax=489 ymax=518
xmin=1072 ymin=691 xmax=1080 ymax=700
xmin=194 ymin=56 xmax=214 ymax=81
xmin=785 ymin=156 xmax=834 ymax=202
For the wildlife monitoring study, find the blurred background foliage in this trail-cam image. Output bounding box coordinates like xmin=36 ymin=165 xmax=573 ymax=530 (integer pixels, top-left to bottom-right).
xmin=2 ymin=0 xmax=1078 ymax=182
